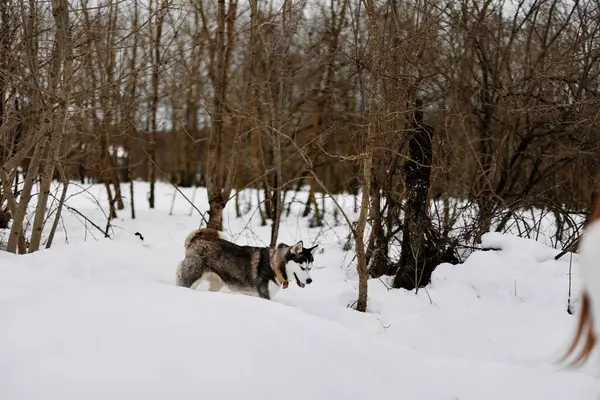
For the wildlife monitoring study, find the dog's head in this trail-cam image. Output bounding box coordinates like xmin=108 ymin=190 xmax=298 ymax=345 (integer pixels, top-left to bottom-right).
xmin=283 ymin=241 xmax=318 ymax=288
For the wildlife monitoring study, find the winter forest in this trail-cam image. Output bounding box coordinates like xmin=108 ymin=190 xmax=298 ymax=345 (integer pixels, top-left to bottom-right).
xmin=1 ymin=0 xmax=600 ymax=397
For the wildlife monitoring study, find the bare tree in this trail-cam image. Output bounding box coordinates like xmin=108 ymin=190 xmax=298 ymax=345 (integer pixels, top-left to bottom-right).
xmin=124 ymin=0 xmax=141 ymax=219
xmin=148 ymin=0 xmax=167 ymax=209
xmin=28 ymin=0 xmax=75 ymax=253
xmin=203 ymin=0 xmax=241 ymax=230
xmin=2 ymin=0 xmax=600 ymax=308
xmin=351 ymin=0 xmax=382 ymax=312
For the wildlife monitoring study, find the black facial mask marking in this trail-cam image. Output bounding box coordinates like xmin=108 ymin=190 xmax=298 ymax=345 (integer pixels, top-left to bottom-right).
xmin=286 ymin=243 xmax=318 ymax=266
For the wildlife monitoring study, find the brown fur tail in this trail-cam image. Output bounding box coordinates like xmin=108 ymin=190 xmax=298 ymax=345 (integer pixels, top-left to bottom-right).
xmin=561 ymin=292 xmax=597 ymax=366
xmin=561 ymin=173 xmax=600 ymax=366
xmin=184 ymin=228 xmax=224 ymax=248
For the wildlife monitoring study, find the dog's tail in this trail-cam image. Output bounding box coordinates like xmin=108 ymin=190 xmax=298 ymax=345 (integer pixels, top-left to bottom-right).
xmin=561 ymin=291 xmax=596 ymax=366
xmin=561 ymin=173 xmax=600 ymax=367
xmin=184 ymin=228 xmax=226 ymax=249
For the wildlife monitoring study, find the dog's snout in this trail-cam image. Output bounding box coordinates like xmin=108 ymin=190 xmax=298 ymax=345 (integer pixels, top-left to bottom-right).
xmin=306 ymin=278 xmax=312 ymax=284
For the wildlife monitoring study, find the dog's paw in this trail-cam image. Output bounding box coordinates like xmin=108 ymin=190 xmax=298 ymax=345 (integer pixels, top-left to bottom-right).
xmin=282 ymin=281 xmax=289 ymax=289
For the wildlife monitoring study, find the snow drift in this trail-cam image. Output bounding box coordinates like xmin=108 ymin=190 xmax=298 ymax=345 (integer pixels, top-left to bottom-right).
xmin=0 ymin=182 xmax=598 ymax=399
xmin=0 ymin=276 xmax=597 ymax=400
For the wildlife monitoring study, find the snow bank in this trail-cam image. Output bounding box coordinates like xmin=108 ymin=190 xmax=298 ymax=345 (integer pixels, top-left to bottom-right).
xmin=0 ymin=181 xmax=598 ymax=399
xmin=0 ymin=280 xmax=597 ymax=400
xmin=481 ymin=232 xmax=562 ymax=263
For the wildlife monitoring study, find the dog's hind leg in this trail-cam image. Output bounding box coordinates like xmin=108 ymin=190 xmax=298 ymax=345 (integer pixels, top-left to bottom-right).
xmin=188 ymin=271 xmax=225 ymax=291
xmin=190 ymin=278 xmax=204 ymax=290
xmin=238 ymin=289 xmax=260 ymax=298
xmin=227 ymin=285 xmax=260 ymax=298
xmin=204 ymin=272 xmax=225 ymax=292
xmin=175 ymin=261 xmax=185 ymax=286
xmin=176 ymin=258 xmax=205 ymax=288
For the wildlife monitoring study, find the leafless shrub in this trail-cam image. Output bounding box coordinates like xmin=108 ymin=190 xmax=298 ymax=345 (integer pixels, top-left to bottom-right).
xmin=1 ymin=0 xmax=599 ymax=310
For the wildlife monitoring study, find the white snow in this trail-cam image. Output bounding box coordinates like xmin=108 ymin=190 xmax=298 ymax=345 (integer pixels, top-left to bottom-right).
xmin=0 ymin=181 xmax=598 ymax=399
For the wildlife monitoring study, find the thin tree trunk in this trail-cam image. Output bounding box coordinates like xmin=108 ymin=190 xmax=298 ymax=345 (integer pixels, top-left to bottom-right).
xmin=6 ymin=135 xmax=48 ymax=253
xmin=46 ymin=164 xmax=69 ymax=249
xmin=33 ymin=0 xmax=73 ymax=252
xmin=105 ymin=0 xmax=124 ymax=211
xmin=247 ymin=0 xmax=264 ymax=225
xmin=148 ymin=0 xmax=164 ymax=209
xmin=4 ymin=0 xmax=46 ymax=253
xmin=303 ymin=114 xmax=323 ymax=225
xmin=28 ymin=133 xmax=59 ymax=252
xmin=204 ymin=0 xmax=240 ymax=230
xmin=443 ymin=192 xmax=451 ymax=236
xmin=126 ymin=0 xmax=140 ymax=219
xmin=111 ymin=160 xmax=124 ymax=210
xmin=250 ymin=103 xmax=266 ymax=225
xmin=269 ymin=0 xmax=290 ymax=248
xmin=355 ymin=0 xmax=381 ymax=312
xmin=100 ymin=133 xmax=117 ymax=219
xmin=204 ymin=0 xmax=227 ymax=230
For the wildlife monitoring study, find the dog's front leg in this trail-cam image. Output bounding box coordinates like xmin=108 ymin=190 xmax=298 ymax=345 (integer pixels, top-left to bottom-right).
xmin=257 ymin=282 xmax=271 ymax=300
xmin=267 ymin=280 xmax=281 ymax=299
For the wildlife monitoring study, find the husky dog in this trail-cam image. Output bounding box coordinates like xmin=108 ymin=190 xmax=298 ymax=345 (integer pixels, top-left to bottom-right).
xmin=176 ymin=228 xmax=318 ymax=300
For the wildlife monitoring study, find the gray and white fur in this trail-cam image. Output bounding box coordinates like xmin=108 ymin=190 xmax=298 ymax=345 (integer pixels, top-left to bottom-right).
xmin=176 ymin=228 xmax=318 ymax=300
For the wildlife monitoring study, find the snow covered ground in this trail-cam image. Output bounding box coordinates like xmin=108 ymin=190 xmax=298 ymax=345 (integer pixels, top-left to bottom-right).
xmin=0 ymin=180 xmax=598 ymax=399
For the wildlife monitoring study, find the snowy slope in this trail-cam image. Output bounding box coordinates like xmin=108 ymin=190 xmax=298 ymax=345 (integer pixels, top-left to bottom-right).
xmin=0 ymin=181 xmax=598 ymax=399
xmin=0 ymin=276 xmax=597 ymax=400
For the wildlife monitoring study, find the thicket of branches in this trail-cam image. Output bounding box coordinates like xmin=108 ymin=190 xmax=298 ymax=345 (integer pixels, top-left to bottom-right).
xmin=1 ymin=0 xmax=599 ymax=311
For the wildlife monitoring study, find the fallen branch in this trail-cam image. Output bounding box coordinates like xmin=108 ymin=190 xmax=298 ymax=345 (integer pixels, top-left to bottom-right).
xmin=63 ymin=204 xmax=110 ymax=239
xmin=141 ymin=146 xmax=209 ymax=226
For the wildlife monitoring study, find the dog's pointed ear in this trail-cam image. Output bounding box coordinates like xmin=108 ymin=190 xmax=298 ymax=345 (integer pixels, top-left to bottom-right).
xmin=307 ymin=244 xmax=318 ymax=252
xmin=290 ymin=241 xmax=303 ymax=255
